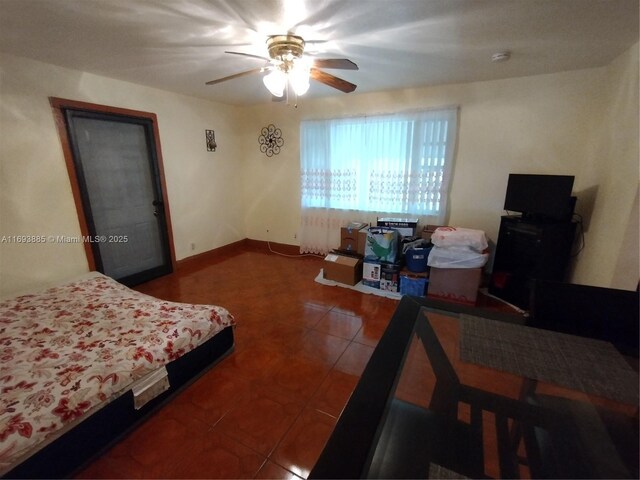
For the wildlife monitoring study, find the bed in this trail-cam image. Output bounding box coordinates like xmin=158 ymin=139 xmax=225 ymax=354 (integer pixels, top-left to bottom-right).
xmin=0 ymin=272 xmax=235 ymax=478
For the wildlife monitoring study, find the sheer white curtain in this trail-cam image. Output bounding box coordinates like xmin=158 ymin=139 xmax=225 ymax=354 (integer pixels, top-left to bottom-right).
xmin=299 ymin=107 xmax=458 ymax=254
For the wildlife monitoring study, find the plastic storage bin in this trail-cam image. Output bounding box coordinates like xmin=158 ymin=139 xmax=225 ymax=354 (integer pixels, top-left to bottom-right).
xmin=405 ymin=247 xmax=432 ymax=272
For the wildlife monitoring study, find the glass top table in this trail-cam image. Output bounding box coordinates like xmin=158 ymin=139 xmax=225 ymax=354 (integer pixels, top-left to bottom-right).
xmin=310 ymin=296 xmax=639 ymax=479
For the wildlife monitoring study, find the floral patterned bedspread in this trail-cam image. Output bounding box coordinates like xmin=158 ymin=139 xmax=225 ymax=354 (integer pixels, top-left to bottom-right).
xmin=0 ymin=272 xmax=234 ymax=474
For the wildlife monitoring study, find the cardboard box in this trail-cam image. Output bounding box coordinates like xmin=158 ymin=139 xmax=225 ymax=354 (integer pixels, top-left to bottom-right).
xmin=377 ymin=218 xmax=419 ymax=229
xmin=377 ymin=218 xmax=418 ymax=237
xmin=427 ymin=267 xmax=482 ymax=305
xmin=363 ymin=257 xmax=382 ymax=288
xmin=323 ymin=253 xmax=363 ymax=286
xmin=422 ymin=224 xmax=445 ymax=243
xmin=340 ymin=223 xmax=369 ymax=255
xmin=380 ymin=263 xmax=401 ymax=292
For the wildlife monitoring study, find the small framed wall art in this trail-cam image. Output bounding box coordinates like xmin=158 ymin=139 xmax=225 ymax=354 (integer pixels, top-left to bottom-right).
xmin=258 ymin=124 xmax=283 ymax=157
xmin=205 ymin=129 xmax=217 ymax=152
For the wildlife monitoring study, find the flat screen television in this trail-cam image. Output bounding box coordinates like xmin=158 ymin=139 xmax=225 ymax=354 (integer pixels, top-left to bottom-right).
xmin=504 ymin=174 xmax=575 ymax=221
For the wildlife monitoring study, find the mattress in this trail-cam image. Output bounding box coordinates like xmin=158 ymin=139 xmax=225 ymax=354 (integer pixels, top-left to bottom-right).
xmin=0 ymin=272 xmax=235 ymax=475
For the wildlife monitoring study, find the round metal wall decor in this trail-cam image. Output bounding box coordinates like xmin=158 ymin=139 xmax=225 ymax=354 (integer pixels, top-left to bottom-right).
xmin=258 ymin=124 xmax=283 ymax=157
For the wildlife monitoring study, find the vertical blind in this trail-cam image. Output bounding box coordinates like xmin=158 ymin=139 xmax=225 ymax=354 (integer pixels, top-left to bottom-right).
xmin=299 ymin=107 xmax=459 ymax=254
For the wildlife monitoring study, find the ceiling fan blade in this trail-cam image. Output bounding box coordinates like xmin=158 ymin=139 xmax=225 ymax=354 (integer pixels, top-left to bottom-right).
xmin=205 ymin=67 xmax=264 ymax=85
xmin=225 ymin=51 xmax=271 ymax=62
xmin=312 ymin=59 xmax=358 ymax=70
xmin=310 ymin=68 xmax=357 ymax=93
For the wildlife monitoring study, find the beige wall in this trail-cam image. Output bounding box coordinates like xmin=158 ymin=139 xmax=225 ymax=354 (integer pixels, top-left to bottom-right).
xmin=0 ymin=53 xmax=245 ymax=297
xmin=571 ymin=43 xmax=639 ymax=288
xmin=240 ymin=44 xmax=638 ymax=290
xmin=240 ymin=69 xmax=607 ymax=246
xmin=1 ymin=42 xmax=637 ymax=297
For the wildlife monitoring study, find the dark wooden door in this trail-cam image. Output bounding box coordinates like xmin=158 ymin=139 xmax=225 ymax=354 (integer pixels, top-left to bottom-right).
xmin=51 ymin=99 xmax=175 ymax=285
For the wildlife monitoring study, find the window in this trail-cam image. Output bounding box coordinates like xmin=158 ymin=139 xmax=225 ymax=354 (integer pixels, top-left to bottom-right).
xmin=300 ymin=107 xmax=458 ymax=216
xmin=298 ymin=107 xmax=458 ymax=254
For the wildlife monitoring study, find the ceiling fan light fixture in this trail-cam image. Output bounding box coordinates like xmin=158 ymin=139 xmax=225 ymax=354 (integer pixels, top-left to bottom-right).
xmin=289 ymin=64 xmax=310 ymax=96
xmin=263 ymin=69 xmax=286 ymax=97
xmin=266 ymin=35 xmax=305 ymax=61
xmin=208 ymin=33 xmax=358 ymax=98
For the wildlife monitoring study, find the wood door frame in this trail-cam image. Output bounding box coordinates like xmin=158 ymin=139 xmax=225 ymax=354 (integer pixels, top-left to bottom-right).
xmin=49 ymin=97 xmax=177 ymax=274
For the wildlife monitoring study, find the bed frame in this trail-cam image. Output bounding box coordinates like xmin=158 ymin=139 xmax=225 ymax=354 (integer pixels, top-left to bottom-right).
xmin=3 ymin=325 xmax=234 ymax=479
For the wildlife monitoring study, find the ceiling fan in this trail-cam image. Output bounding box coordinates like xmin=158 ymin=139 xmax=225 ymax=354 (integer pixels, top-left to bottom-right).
xmin=205 ymin=34 xmax=358 ymax=99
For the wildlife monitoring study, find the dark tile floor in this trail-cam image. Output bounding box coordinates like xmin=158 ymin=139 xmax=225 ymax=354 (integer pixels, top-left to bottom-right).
xmin=76 ymin=244 xmax=517 ymax=479
xmin=76 ymin=245 xmax=398 ymax=479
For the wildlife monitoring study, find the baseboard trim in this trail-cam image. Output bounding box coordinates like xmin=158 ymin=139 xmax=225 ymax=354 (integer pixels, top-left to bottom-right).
xmin=244 ymin=239 xmax=302 ymax=256
xmin=176 ymin=239 xmax=249 ymax=270
xmin=176 ymin=238 xmax=305 ymax=270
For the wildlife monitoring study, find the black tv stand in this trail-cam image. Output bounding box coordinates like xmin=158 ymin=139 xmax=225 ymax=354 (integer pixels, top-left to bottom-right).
xmin=520 ymin=212 xmax=565 ymax=223
xmin=489 ymin=215 xmax=576 ymax=309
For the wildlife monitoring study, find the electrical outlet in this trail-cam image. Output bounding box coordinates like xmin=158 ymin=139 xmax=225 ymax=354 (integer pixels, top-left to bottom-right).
xmin=190 ymin=242 xmax=195 ymax=251
xmin=293 ymin=233 xmax=297 ymax=239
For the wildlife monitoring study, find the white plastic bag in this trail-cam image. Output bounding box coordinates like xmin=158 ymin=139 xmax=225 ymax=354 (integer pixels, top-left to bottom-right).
xmin=431 ymin=227 xmax=488 ymax=252
xmin=427 ymin=245 xmax=489 ymax=269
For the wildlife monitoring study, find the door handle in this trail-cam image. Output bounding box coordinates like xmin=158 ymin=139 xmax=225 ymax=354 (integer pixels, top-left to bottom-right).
xmin=152 ymin=200 xmax=163 ymax=217
xmin=152 ymin=200 xmax=163 ymax=216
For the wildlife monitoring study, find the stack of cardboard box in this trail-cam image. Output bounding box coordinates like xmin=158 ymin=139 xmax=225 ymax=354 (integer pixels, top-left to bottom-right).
xmin=322 ymin=222 xmax=488 ymax=305
xmin=394 ymin=224 xmax=441 ymax=296
xmin=362 ymin=219 xmax=418 ymax=293
xmin=339 ymin=222 xmax=369 ymax=255
xmin=322 ymin=222 xmax=368 ymax=286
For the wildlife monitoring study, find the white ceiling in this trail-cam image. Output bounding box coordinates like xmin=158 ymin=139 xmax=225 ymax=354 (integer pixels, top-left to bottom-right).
xmin=0 ymin=0 xmax=637 ymax=105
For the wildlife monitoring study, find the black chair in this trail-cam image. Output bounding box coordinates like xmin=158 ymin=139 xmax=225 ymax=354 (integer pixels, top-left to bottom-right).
xmin=417 ymin=314 xmax=639 ymax=479
xmin=518 ymin=393 xmax=639 ymax=479
xmin=311 ymin=297 xmax=638 ymax=479
xmin=364 ymin=312 xmax=485 ymax=479
xmin=529 ymin=279 xmax=639 ymax=357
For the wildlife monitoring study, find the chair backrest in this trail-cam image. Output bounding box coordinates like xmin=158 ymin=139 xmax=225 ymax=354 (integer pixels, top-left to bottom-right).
xmin=415 ymin=310 xmax=461 ymax=418
xmin=530 ymin=279 xmax=639 ymax=357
